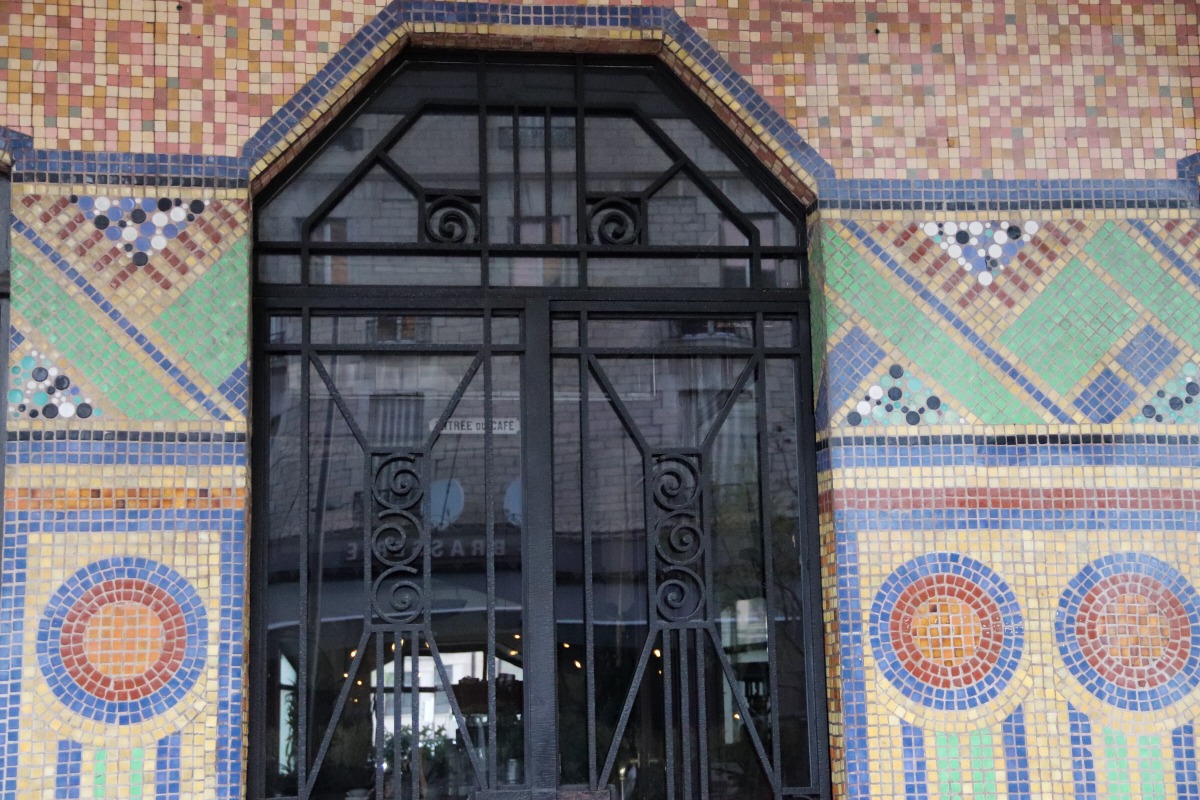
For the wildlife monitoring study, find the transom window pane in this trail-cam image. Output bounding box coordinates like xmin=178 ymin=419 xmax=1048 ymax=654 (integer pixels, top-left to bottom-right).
xmin=257 ymin=55 xmax=806 ymax=290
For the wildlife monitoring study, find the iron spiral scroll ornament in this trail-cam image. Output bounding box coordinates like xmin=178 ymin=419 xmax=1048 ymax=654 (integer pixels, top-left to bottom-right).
xmin=371 ymin=454 xmax=426 ymax=623
xmin=588 ymin=197 xmax=642 ymax=245
xmin=425 ymin=195 xmax=480 ymax=244
xmin=652 ymin=455 xmax=706 ymax=622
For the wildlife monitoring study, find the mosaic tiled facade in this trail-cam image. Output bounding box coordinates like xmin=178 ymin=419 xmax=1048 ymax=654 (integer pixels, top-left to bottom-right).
xmin=1 ymin=1 xmax=1198 ymax=798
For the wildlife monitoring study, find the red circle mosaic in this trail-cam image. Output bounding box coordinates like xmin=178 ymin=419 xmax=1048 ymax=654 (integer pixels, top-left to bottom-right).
xmin=57 ymin=578 xmax=187 ymax=703
xmin=1075 ymin=573 xmax=1191 ymax=691
xmin=890 ymin=574 xmax=1005 ymax=690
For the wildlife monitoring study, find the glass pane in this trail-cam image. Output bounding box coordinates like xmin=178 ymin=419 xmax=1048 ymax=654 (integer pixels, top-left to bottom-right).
xmin=487 ymin=113 xmax=577 ymax=246
xmin=317 ymin=166 xmax=418 ymax=242
xmin=588 ymin=317 xmax=753 ymax=349
xmin=647 ymin=174 xmax=743 ymax=248
xmin=268 ymin=316 xmax=303 ymax=344
xmin=585 ymin=116 xmax=673 ymax=195
xmin=257 ymin=255 xmax=299 ymax=284
xmin=762 ymin=259 xmax=801 ymax=289
xmin=485 ymin=65 xmax=573 ymax=106
xmin=764 ymin=317 xmax=796 ymax=349
xmin=311 ymin=255 xmax=481 ymax=286
xmin=489 ymin=257 xmax=578 ymax=287
xmin=587 ymin=258 xmax=728 ymax=288
xmin=311 ymin=315 xmax=484 ymax=346
xmin=389 ymin=113 xmax=481 ymax=192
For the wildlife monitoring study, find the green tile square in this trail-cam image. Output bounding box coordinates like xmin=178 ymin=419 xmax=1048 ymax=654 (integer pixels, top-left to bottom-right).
xmin=999 ymin=259 xmax=1139 ymax=396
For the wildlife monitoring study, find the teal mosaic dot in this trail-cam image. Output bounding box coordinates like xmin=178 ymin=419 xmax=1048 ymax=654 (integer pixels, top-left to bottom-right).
xmin=7 ymin=390 xmax=22 ymax=404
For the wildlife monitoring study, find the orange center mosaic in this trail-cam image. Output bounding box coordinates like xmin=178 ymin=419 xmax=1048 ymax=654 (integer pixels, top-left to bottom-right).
xmin=910 ymin=598 xmax=984 ymax=668
xmin=83 ymin=602 xmax=165 ymax=678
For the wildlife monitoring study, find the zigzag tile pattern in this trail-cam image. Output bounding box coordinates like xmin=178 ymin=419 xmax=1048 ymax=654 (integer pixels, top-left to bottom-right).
xmin=9 ymin=194 xmax=250 ymax=423
xmin=820 ymin=216 xmax=1200 ymax=428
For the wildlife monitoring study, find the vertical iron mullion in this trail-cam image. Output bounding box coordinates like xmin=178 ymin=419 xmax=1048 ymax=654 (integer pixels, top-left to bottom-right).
xmin=484 ymin=312 xmax=497 ymax=788
xmin=679 ymin=627 xmax=693 ymax=800
xmin=512 ymin=107 xmax=522 ymax=247
xmin=249 ymin=307 xmax=270 ymax=799
xmin=663 ymin=628 xmax=677 ymax=800
xmin=544 ymin=109 xmax=553 ymax=245
xmin=374 ymin=633 xmax=386 ymax=800
xmin=574 ymin=57 xmax=588 ymax=283
xmin=522 ymin=298 xmax=558 ymax=794
xmin=297 ymin=309 xmax=311 ymax=795
xmin=578 ymin=310 xmax=598 ymax=789
xmin=410 ymin=636 xmax=420 ymax=800
xmin=794 ymin=302 xmax=830 ymax=794
xmin=478 ymin=54 xmax=490 ymax=285
xmin=756 ymin=314 xmax=784 ymax=789
xmin=392 ymin=629 xmax=405 ymax=800
xmin=696 ymin=624 xmax=710 ymax=800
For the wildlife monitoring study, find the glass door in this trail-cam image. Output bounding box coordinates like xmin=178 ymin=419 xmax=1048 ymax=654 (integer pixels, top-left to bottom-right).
xmin=550 ymin=309 xmax=824 ymax=800
xmin=255 ymin=302 xmax=825 ymax=800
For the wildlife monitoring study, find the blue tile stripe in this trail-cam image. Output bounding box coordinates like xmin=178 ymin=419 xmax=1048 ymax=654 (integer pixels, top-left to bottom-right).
xmin=11 ymin=150 xmax=245 ymax=188
xmin=156 ymin=733 xmax=181 ymax=800
xmin=820 ymin=177 xmax=1198 ymax=211
xmin=0 ymin=527 xmax=27 ymax=800
xmin=13 ymin=220 xmax=232 ymax=421
xmin=1068 ymin=703 xmax=1098 ymax=800
xmin=6 ymin=436 xmax=245 ymax=467
xmin=1174 ymin=723 xmax=1199 ymax=800
xmin=1128 ymin=218 xmax=1200 ymax=290
xmin=1003 ymin=707 xmax=1032 ymax=800
xmin=821 ymin=433 xmax=1200 ymax=470
xmin=8 ymin=330 xmax=23 ymax=352
xmin=841 ymin=219 xmax=1076 ymax=424
xmin=217 ymin=525 xmax=244 ymax=800
xmin=900 ymin=721 xmax=927 ymax=800
xmin=837 ymin=527 xmax=869 ymax=799
xmin=54 ymin=740 xmax=81 ymax=800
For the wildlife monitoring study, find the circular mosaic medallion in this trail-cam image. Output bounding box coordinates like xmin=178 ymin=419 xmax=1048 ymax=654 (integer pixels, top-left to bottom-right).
xmin=1057 ymin=554 xmax=1200 ymax=711
xmin=870 ymin=553 xmax=1023 ymax=710
xmin=37 ymin=558 xmax=207 ymax=724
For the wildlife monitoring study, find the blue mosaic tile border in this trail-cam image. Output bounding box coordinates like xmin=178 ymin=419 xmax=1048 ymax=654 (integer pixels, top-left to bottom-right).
xmin=13 ymin=221 xmax=234 ymax=421
xmin=819 ymin=433 xmax=1200 ymax=470
xmin=242 ymin=1 xmax=835 ymax=185
xmin=837 ymin=508 xmax=1199 ymax=532
xmin=1068 ymin=703 xmax=1099 ymax=800
xmin=1176 ymin=723 xmax=1200 ymax=800
xmin=900 ymin=721 xmax=927 ymax=800
xmin=0 ymin=127 xmax=32 ymax=168
xmin=156 ymin=732 xmax=181 ymax=800
xmin=836 ymin=526 xmax=869 ymax=800
xmin=0 ymin=526 xmax=27 ymax=799
xmin=0 ymin=494 xmax=243 ymax=800
xmin=820 ymin=177 xmax=1199 ymax=211
xmin=55 ymin=739 xmax=81 ymax=800
xmin=1002 ymin=707 xmax=1031 ymax=800
xmin=5 ymin=432 xmax=246 ymax=467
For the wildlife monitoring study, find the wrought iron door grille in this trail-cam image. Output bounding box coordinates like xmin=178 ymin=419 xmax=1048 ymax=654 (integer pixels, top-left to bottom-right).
xmin=252 ymin=52 xmax=827 ymax=800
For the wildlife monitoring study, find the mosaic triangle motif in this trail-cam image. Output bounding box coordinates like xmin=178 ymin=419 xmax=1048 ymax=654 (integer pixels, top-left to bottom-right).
xmin=842 ymin=362 xmax=962 ymax=427
xmin=7 ymin=349 xmax=102 ymax=420
xmin=920 ymin=220 xmax=1040 ymax=286
xmin=71 ymin=195 xmax=208 ymax=268
xmin=1132 ymin=363 xmax=1200 ymax=424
